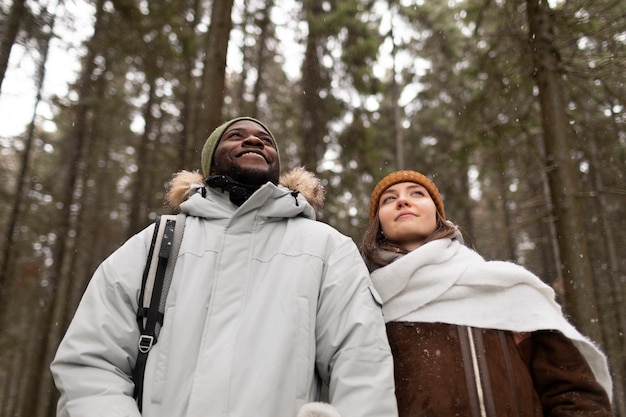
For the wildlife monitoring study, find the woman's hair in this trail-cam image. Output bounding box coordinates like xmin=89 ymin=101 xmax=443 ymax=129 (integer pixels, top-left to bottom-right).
xmin=360 ymin=207 xmax=458 ymax=272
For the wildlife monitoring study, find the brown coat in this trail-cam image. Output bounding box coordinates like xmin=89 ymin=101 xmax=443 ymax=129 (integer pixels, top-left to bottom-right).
xmin=387 ymin=322 xmax=612 ymax=417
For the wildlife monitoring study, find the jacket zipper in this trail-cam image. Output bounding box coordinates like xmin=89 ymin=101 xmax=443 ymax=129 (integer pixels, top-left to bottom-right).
xmin=472 ymin=328 xmax=497 ymax=416
xmin=459 ymin=326 xmax=500 ymax=417
xmin=466 ymin=327 xmax=488 ymax=417
xmin=459 ymin=326 xmax=485 ymax=417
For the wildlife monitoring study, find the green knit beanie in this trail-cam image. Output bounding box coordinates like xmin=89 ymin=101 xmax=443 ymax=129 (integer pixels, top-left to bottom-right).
xmin=201 ymin=116 xmax=279 ymax=177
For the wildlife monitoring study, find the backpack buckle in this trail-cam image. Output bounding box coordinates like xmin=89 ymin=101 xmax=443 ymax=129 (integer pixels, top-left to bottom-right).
xmin=138 ymin=335 xmax=155 ymax=353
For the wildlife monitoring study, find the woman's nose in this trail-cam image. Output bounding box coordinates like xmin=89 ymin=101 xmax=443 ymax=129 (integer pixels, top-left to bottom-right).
xmin=396 ymin=196 xmax=410 ymax=207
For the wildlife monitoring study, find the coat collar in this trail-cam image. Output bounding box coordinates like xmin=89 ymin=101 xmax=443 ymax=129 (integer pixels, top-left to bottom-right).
xmin=166 ymin=167 xmax=325 ymax=219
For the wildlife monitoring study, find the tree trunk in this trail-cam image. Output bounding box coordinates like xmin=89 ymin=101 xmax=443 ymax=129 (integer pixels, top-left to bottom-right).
xmin=0 ymin=2 xmax=58 ymax=413
xmin=389 ymin=24 xmax=404 ymax=171
xmin=0 ymin=0 xmax=26 ymax=93
xmin=250 ymin=1 xmax=272 ymax=118
xmin=177 ymin=0 xmax=202 ymax=169
xmin=536 ymin=153 xmax=563 ymax=290
xmin=0 ymin=0 xmax=36 ymax=288
xmin=193 ymin=0 xmax=234 ymax=157
xmin=300 ymin=0 xmax=327 ymax=172
xmin=586 ymin=118 xmax=626 ymax=416
xmin=129 ymin=70 xmax=159 ymax=234
xmin=1 ymin=346 xmax=25 ymax=416
xmin=526 ymin=0 xmax=602 ymax=343
xmin=495 ymin=155 xmax=517 ymax=261
xmin=26 ymin=2 xmax=106 ymax=416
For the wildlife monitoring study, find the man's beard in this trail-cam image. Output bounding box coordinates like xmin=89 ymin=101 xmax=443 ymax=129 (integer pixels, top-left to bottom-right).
xmin=212 ymin=160 xmax=280 ymax=186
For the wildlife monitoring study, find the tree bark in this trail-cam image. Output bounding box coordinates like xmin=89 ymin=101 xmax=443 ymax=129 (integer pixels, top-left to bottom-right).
xmin=526 ymin=0 xmax=602 ymax=343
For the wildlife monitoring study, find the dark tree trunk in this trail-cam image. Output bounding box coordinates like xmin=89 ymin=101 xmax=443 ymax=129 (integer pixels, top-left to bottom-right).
xmin=0 ymin=0 xmax=26 ymax=93
xmin=193 ymin=0 xmax=235 ymax=162
xmin=300 ymin=1 xmax=327 ymax=172
xmin=250 ymin=1 xmax=273 ymax=117
xmin=26 ymin=3 xmax=107 ymax=416
xmin=129 ymin=70 xmax=159 ymax=234
xmin=526 ymin=0 xmax=602 ymax=343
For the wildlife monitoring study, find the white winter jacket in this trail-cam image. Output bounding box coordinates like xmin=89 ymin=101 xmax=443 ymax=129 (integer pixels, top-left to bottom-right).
xmin=51 ymin=169 xmax=397 ymax=417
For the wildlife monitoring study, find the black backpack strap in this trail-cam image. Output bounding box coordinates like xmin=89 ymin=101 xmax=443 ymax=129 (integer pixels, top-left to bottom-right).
xmin=133 ymin=214 xmax=185 ymax=410
xmin=159 ymin=213 xmax=186 ymax=329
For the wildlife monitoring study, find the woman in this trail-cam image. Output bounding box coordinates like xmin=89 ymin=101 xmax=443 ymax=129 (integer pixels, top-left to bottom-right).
xmin=361 ymin=170 xmax=613 ymax=417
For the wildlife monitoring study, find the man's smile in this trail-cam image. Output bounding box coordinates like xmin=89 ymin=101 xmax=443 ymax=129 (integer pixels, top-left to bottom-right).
xmin=238 ymin=151 xmax=267 ymax=161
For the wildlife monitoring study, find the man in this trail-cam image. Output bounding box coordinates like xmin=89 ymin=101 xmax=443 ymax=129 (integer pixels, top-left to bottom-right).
xmin=51 ymin=117 xmax=398 ymax=417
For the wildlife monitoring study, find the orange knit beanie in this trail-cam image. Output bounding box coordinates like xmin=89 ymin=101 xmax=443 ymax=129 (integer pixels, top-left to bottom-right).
xmin=369 ymin=170 xmax=445 ymax=221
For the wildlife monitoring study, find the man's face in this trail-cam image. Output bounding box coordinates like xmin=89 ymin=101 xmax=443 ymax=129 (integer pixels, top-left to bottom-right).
xmin=211 ymin=120 xmax=280 ymax=185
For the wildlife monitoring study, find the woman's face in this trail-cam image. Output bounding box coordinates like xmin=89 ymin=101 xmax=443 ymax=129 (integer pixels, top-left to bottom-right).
xmin=377 ymin=181 xmax=438 ymax=252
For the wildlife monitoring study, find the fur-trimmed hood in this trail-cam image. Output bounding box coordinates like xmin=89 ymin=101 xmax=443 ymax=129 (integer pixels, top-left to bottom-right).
xmin=166 ymin=166 xmax=326 ymax=218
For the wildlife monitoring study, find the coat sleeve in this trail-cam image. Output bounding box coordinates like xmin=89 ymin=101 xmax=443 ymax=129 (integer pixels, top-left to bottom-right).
xmin=50 ymin=228 xmax=153 ymax=417
xmin=314 ymin=238 xmax=398 ymax=417
xmin=527 ymin=330 xmax=613 ymax=417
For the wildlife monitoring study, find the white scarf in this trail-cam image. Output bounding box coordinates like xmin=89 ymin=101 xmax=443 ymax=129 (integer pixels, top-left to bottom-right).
xmin=370 ymin=238 xmax=613 ymax=397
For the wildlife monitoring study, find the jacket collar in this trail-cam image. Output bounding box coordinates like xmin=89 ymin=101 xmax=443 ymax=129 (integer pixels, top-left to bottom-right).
xmin=180 ymin=180 xmax=316 ymax=222
xmin=166 ymin=167 xmax=324 ymax=220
